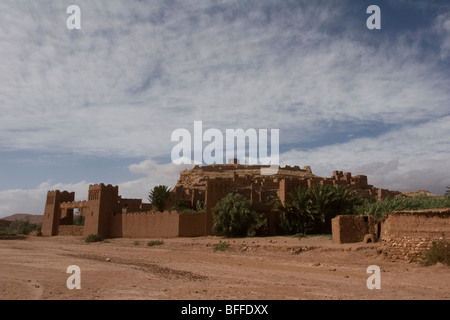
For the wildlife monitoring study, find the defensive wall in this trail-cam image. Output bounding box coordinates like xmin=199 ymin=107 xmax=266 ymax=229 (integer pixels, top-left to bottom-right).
xmin=42 ymin=184 xmax=212 ymax=239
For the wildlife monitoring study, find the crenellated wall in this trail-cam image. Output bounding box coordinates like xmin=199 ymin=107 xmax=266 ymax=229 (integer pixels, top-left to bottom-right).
xmin=41 ymin=184 xmax=212 ymax=239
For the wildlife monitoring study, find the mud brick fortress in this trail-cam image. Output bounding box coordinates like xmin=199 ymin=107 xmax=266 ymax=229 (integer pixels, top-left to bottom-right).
xmin=42 ymin=162 xmax=402 ymax=238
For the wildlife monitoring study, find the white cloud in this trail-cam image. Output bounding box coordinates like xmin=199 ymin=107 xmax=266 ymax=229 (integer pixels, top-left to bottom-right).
xmin=0 ymin=180 xmax=90 ymax=219
xmin=281 ymin=116 xmax=450 ymax=194
xmin=433 ymin=11 xmax=450 ymax=59
xmin=0 ymin=1 xmax=449 ymax=157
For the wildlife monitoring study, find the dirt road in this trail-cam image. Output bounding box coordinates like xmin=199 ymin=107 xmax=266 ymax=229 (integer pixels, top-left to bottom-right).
xmin=0 ymin=235 xmax=448 ymax=300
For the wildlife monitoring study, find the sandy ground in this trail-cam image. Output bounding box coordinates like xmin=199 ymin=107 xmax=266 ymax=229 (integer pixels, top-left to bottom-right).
xmin=0 ymin=235 xmax=448 ymax=300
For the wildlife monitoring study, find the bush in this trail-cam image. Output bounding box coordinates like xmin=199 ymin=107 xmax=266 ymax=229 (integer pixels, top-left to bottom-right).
xmin=133 ymin=241 xmax=140 ymax=246
xmin=7 ymin=220 xmax=41 ymax=235
xmin=213 ymin=241 xmax=230 ymax=252
xmin=85 ymin=234 xmax=103 ymax=243
xmin=212 ymin=192 xmax=266 ymax=237
xmin=73 ymin=215 xmax=85 ymax=226
xmin=147 ymin=240 xmax=164 ymax=247
xmin=196 ymin=200 xmax=205 ymax=212
xmin=358 ymin=195 xmax=450 ymax=221
xmin=422 ymin=239 xmax=450 ymax=266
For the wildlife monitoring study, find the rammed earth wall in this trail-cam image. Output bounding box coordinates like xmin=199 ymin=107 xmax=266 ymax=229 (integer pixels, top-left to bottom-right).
xmin=58 ymin=225 xmax=84 ymax=236
xmin=380 ymin=209 xmax=450 ymax=262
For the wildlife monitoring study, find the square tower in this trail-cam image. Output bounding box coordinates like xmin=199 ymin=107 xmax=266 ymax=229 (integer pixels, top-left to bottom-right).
xmin=41 ymin=190 xmax=75 ymax=236
xmin=83 ymin=184 xmax=120 ymax=238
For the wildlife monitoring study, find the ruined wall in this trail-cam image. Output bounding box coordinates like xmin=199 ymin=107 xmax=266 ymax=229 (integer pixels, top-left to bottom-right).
xmin=58 ymin=225 xmax=84 ymax=236
xmin=332 ymin=215 xmax=376 ymax=244
xmin=380 ymin=209 xmax=450 ymax=262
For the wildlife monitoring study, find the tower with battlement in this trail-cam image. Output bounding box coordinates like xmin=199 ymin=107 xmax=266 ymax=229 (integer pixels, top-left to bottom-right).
xmin=83 ymin=184 xmax=119 ymax=238
xmin=41 ymin=190 xmax=75 ymax=236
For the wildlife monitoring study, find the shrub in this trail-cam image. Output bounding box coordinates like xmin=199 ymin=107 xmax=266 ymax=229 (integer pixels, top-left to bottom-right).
xmin=422 ymin=239 xmax=450 ymax=266
xmin=85 ymin=234 xmax=103 ymax=243
xmin=133 ymin=241 xmax=140 ymax=246
xmin=7 ymin=220 xmax=41 ymax=235
xmin=212 ymin=192 xmax=266 ymax=237
xmin=73 ymin=215 xmax=85 ymax=226
xmin=196 ymin=200 xmax=205 ymax=211
xmin=213 ymin=241 xmax=230 ymax=252
xmin=358 ymin=195 xmax=450 ymax=221
xmin=147 ymin=240 xmax=164 ymax=247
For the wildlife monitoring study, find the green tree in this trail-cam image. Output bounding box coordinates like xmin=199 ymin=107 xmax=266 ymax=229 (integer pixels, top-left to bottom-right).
xmin=7 ymin=220 xmax=41 ymax=235
xmin=148 ymin=185 xmax=172 ymax=212
xmin=309 ymin=185 xmax=360 ymax=234
xmin=275 ymin=185 xmax=361 ymax=235
xmin=274 ymin=187 xmax=315 ymax=235
xmin=212 ymin=192 xmax=265 ymax=237
xmin=445 ymin=186 xmax=450 ymax=198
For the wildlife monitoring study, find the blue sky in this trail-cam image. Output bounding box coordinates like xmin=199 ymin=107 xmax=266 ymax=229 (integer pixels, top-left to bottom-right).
xmin=1 ymin=0 xmax=449 ymax=217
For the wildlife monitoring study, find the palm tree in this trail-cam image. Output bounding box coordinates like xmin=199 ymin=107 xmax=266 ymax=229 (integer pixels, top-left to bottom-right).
xmin=274 ymin=187 xmax=315 ymax=235
xmin=309 ymin=185 xmax=360 ymax=234
xmin=148 ymin=185 xmax=171 ymax=212
xmin=445 ymin=186 xmax=450 ymax=198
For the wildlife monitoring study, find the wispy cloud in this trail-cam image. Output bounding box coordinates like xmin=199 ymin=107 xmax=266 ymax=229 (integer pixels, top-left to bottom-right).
xmin=281 ymin=116 xmax=450 ymax=194
xmin=1 ymin=1 xmax=448 ymax=156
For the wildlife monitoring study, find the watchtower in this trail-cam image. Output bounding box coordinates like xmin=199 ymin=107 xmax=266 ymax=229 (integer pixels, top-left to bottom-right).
xmin=41 ymin=190 xmax=75 ymax=236
xmin=83 ymin=184 xmax=119 ymax=238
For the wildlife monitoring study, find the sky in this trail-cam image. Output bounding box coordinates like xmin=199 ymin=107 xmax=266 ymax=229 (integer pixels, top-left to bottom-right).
xmin=0 ymin=0 xmax=449 ymax=217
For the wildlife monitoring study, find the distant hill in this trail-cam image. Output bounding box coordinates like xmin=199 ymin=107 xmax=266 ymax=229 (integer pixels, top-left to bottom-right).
xmin=1 ymin=214 xmax=43 ymax=224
